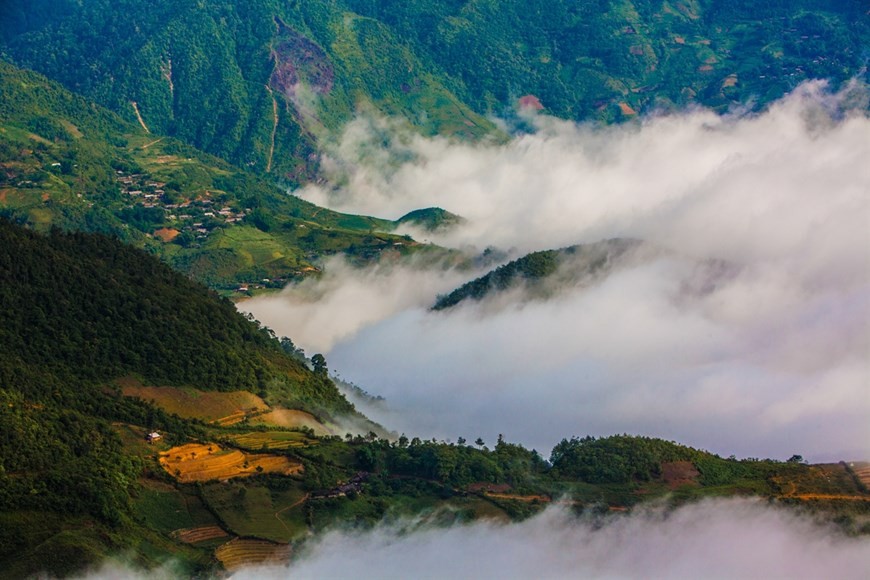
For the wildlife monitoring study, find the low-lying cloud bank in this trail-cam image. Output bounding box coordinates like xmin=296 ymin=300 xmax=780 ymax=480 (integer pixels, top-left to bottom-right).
xmin=299 ymin=80 xmax=870 ymax=261
xmin=241 ymin=256 xmax=473 ymax=353
xmin=244 ymin=80 xmax=870 ymax=461
xmin=237 ymin=499 xmax=870 ymax=579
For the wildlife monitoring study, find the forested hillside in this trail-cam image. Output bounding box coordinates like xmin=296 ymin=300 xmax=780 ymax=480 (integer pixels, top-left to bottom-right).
xmin=2 ymin=1 xmax=865 ymax=182
xmin=1 ymin=221 xmax=867 ymax=576
xmin=0 ymin=219 xmax=360 ymax=413
xmin=433 ymin=239 xmax=642 ymax=310
xmin=0 ymin=61 xmax=443 ymax=292
xmin=0 ymin=219 xmax=369 ymax=574
xmin=0 ymin=0 xmax=493 ymax=182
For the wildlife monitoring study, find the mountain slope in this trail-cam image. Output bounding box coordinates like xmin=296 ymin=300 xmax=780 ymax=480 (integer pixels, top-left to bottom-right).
xmin=0 ymin=0 xmax=494 ymax=182
xmin=433 ymin=238 xmax=643 ymax=310
xmin=0 ymin=218 xmax=370 ymax=575
xmin=0 ymin=60 xmax=448 ymax=292
xmin=2 ymin=0 xmax=865 ymax=182
xmin=2 ymin=221 xmax=867 ymax=577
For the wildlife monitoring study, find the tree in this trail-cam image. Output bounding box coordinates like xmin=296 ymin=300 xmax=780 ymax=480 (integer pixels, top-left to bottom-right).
xmin=311 ymin=353 xmax=327 ymax=376
xmin=475 ymin=437 xmax=485 ymax=449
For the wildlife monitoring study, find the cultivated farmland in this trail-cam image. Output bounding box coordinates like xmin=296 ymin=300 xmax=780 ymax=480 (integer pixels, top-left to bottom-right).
xmin=120 ymin=380 xmax=269 ymax=424
xmin=172 ymin=525 xmax=229 ymax=545
xmin=214 ymin=538 xmax=291 ymax=571
xmin=158 ymin=443 xmax=303 ymax=483
xmin=230 ymin=430 xmax=317 ymax=450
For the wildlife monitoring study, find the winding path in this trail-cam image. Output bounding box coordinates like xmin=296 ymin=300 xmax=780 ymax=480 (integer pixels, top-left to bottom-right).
xmin=130 ymin=101 xmax=150 ymax=133
xmin=274 ymin=493 xmax=309 ymax=534
xmin=265 ymin=85 xmax=278 ymax=173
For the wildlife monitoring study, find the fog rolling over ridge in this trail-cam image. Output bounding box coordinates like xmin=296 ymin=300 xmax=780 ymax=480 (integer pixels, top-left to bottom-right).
xmin=242 ymin=80 xmax=870 ymax=461
xmin=237 ymin=500 xmax=870 ymax=580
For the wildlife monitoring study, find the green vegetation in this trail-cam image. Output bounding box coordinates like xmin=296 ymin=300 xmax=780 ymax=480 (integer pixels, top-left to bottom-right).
xmin=433 ymin=238 xmax=640 ymax=310
xmin=0 ymin=0 xmax=494 ymax=182
xmin=2 ymin=0 xmax=864 ymax=185
xmin=0 ymin=218 xmax=373 ymax=574
xmin=0 ymin=60 xmax=445 ymax=292
xmin=0 ymin=221 xmax=866 ymax=574
xmin=397 ymin=207 xmax=465 ymax=232
xmin=0 ymin=2 xmax=868 ymax=574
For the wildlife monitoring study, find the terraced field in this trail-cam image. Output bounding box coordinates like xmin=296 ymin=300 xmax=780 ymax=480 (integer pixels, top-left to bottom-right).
xmin=172 ymin=525 xmax=229 ymax=544
xmin=852 ymin=463 xmax=870 ymax=488
xmin=230 ymin=430 xmax=317 ymax=450
xmin=159 ymin=443 xmax=303 ymax=483
xmin=214 ymin=538 xmax=291 ymax=571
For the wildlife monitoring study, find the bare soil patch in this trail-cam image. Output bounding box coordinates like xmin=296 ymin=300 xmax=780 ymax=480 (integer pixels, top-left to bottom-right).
xmin=153 ymin=228 xmax=180 ymax=242
xmin=661 ymin=461 xmax=700 ymax=489
xmin=253 ymin=408 xmax=329 ymax=435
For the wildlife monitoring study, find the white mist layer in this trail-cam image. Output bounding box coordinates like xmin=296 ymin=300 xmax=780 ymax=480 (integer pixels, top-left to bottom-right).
xmin=240 ymin=257 xmax=474 ymax=353
xmin=244 ymin=81 xmax=870 ymax=461
xmin=236 ymin=499 xmax=870 ymax=580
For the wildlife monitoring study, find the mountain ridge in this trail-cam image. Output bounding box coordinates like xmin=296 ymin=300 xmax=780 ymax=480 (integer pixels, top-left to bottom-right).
xmin=2 ymin=0 xmax=865 ymax=183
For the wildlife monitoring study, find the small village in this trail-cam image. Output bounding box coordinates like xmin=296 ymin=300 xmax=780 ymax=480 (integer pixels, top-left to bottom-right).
xmin=115 ymin=169 xmax=249 ymax=243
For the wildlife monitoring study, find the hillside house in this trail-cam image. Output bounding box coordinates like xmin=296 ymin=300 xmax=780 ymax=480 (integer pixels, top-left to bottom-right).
xmin=146 ymin=432 xmax=162 ymax=443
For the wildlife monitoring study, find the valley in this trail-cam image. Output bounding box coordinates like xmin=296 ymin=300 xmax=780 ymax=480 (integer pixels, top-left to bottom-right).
xmin=0 ymin=0 xmax=868 ymax=577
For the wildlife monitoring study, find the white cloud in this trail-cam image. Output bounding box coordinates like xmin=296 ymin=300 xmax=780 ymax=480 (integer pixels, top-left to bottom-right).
xmin=239 ymin=256 xmax=472 ymax=353
xmin=247 ymin=80 xmax=870 ymax=461
xmin=236 ymin=499 xmax=870 ymax=580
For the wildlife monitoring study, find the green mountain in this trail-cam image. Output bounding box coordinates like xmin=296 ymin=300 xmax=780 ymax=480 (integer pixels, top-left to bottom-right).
xmin=0 ymin=60 xmax=450 ymax=293
xmin=0 ymin=219 xmax=364 ymax=575
xmin=0 ymin=0 xmax=494 ymax=183
xmin=433 ymin=238 xmax=642 ymax=310
xmin=1 ymin=221 xmax=867 ymax=576
xmin=396 ymin=206 xmax=465 ymax=232
xmin=2 ymin=1 xmax=865 ymax=183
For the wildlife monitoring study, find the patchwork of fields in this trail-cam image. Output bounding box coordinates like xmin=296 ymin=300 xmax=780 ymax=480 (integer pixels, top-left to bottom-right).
xmin=159 ymin=443 xmax=303 ymax=483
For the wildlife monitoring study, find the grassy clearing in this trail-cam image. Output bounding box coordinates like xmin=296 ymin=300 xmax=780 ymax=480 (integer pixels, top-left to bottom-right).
xmin=120 ymin=381 xmax=269 ymax=423
xmin=133 ymin=485 xmax=219 ymax=534
xmin=159 ymin=443 xmax=303 ymax=483
xmin=112 ymin=422 xmax=167 ymax=457
xmin=273 ymin=487 xmax=310 ymax=537
xmin=206 ymin=226 xmax=299 ymax=268
xmin=252 ymin=408 xmax=329 ymax=435
xmin=202 ymin=483 xmax=307 ymax=543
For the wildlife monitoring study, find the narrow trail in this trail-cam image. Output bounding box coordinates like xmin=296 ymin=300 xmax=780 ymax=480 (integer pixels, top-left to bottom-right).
xmin=130 ymin=101 xmax=150 ymax=133
xmin=265 ymin=84 xmax=278 ymax=173
xmin=274 ymin=493 xmax=309 ymax=534
xmin=141 ymin=137 xmax=165 ymax=149
xmin=789 ymin=493 xmax=870 ymax=502
xmin=485 ymin=492 xmax=551 ymax=503
xmin=778 ymin=480 xmax=870 ymax=502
